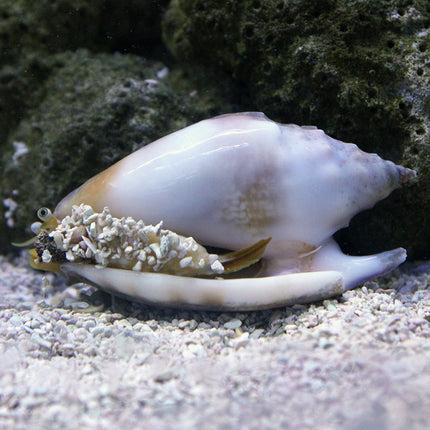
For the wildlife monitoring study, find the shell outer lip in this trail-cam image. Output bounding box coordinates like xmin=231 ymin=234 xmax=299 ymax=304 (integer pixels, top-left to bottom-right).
xmin=61 ymin=263 xmax=344 ymax=311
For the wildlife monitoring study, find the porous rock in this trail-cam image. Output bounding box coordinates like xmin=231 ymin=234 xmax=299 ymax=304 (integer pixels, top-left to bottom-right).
xmin=163 ymin=0 xmax=430 ymax=258
xmin=0 ymin=49 xmax=235 ymax=251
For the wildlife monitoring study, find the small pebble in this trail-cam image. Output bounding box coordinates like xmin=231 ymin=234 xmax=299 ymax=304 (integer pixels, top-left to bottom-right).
xmin=224 ymin=319 xmax=242 ymax=330
xmin=154 ymin=369 xmax=176 ymax=383
xmin=9 ymin=315 xmax=22 ymax=327
xmin=250 ymin=328 xmax=265 ymax=339
xmin=230 ymin=332 xmax=249 ymax=349
xmin=30 ymin=333 xmax=52 ymax=350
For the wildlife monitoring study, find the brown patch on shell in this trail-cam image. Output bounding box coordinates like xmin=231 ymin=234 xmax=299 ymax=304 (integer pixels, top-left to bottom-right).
xmin=221 ymin=166 xmax=279 ymax=235
xmin=54 ymin=163 xmax=122 ymax=218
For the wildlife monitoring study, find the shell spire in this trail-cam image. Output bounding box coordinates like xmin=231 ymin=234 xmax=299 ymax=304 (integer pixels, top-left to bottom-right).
xmin=398 ymin=165 xmax=417 ymax=184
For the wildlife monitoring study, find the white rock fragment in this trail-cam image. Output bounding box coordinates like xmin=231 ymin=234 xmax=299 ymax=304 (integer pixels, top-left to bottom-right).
xmin=50 ymin=230 xmax=65 ymax=250
xmin=41 ymin=250 xmax=52 ymax=263
xmin=211 ymin=260 xmax=224 ymax=274
xmin=224 ymin=319 xmax=242 ymax=330
xmin=66 ymin=250 xmax=75 ymax=262
xmin=31 ymin=221 xmax=42 ymax=234
xmin=143 ymin=78 xmax=159 ymax=89
xmin=12 ymin=141 xmax=29 ymax=164
xmin=3 ymin=198 xmax=17 ymax=228
xmin=156 ymin=67 xmax=169 ymax=79
xmin=81 ymin=206 xmax=95 ymax=222
xmin=31 ymin=333 xmax=52 ymax=350
xmin=159 ymin=235 xmax=170 ymax=257
xmin=179 ymin=256 xmax=193 ymax=268
xmin=89 ymin=222 xmax=97 ymax=237
xmin=133 ymin=261 xmax=142 ymax=271
xmin=137 ymin=250 xmax=146 ymax=261
xmin=154 ymin=221 xmax=163 ymax=236
xmin=230 ymin=332 xmax=250 ymax=349
xmin=149 ymin=243 xmax=162 ymax=259
xmin=124 ymin=245 xmax=134 ymax=254
xmin=81 ymin=235 xmax=97 ymax=254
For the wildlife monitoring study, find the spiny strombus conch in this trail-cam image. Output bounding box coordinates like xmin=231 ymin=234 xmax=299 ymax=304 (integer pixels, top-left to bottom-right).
xmin=34 ymin=112 xmax=416 ymax=310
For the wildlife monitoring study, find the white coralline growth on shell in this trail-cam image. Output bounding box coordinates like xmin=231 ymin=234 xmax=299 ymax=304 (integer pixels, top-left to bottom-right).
xmin=44 ymin=204 xmax=225 ymax=276
xmin=47 ymin=112 xmax=415 ymax=309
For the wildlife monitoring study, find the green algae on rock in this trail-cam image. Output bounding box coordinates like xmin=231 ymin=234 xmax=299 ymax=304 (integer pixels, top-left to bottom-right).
xmin=0 ymin=0 xmax=170 ymax=147
xmin=0 ymin=49 xmax=235 ymax=251
xmin=163 ymin=0 xmax=429 ymax=259
xmin=0 ymin=0 xmax=169 ymax=65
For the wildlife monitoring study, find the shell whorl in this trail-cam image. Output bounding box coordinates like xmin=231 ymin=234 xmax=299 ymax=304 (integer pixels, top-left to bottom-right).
xmin=54 ymin=112 xmax=415 ymax=256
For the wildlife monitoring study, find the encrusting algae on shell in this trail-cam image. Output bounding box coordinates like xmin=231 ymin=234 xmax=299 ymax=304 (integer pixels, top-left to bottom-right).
xmin=30 ymin=204 xmax=270 ymax=278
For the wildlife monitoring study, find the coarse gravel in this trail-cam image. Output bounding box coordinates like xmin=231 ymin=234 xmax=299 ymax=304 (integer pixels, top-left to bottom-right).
xmin=1 ymin=253 xmax=430 ymax=429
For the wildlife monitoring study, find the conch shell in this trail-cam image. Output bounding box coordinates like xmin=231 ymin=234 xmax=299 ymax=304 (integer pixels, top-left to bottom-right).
xmin=27 ymin=112 xmax=416 ymax=310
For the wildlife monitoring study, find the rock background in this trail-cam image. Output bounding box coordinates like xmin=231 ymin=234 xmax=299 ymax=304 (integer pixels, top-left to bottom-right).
xmin=0 ymin=0 xmax=429 ymax=257
xmin=163 ymin=0 xmax=430 ymax=257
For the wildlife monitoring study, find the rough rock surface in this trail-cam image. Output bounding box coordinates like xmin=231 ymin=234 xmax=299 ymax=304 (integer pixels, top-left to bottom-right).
xmin=0 ymin=0 xmax=168 ymax=65
xmin=163 ymin=0 xmax=430 ymax=258
xmin=1 ymin=254 xmax=430 ymax=429
xmin=0 ymin=49 xmax=236 ymax=251
xmin=0 ymin=0 xmax=169 ymax=144
xmin=0 ymin=1 xmax=241 ymax=251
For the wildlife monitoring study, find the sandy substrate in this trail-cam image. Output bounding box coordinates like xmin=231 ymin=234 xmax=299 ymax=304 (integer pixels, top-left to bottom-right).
xmin=1 ymin=253 xmax=430 ymax=429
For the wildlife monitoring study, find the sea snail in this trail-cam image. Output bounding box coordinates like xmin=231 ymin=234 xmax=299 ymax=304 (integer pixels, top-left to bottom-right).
xmin=26 ymin=112 xmax=416 ymax=310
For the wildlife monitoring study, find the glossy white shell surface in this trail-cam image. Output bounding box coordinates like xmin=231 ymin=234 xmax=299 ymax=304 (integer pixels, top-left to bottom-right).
xmin=55 ymin=113 xmax=408 ymax=259
xmin=61 ymin=263 xmax=344 ymax=310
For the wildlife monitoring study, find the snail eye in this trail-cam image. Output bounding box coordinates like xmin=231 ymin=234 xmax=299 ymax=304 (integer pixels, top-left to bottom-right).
xmin=37 ymin=207 xmax=52 ymax=222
